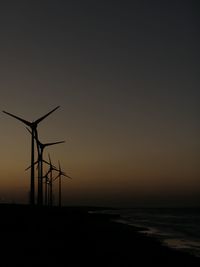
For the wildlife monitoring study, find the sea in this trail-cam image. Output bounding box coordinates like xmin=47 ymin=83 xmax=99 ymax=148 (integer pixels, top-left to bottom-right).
xmin=97 ymin=207 xmax=200 ymax=258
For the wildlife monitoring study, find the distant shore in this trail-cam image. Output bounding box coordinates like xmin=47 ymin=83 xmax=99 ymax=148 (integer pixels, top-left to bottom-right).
xmin=0 ymin=204 xmax=199 ymax=266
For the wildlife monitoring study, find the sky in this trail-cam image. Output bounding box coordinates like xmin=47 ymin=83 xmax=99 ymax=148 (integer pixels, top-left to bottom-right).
xmin=0 ymin=0 xmax=199 ymax=207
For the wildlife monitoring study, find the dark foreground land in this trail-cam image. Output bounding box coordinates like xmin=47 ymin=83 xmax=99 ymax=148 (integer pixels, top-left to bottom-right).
xmin=0 ymin=204 xmax=199 ymax=266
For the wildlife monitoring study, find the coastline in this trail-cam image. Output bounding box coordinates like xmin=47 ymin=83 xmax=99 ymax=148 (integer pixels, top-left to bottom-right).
xmin=0 ymin=204 xmax=199 ymax=266
xmin=99 ymin=207 xmax=200 ymax=259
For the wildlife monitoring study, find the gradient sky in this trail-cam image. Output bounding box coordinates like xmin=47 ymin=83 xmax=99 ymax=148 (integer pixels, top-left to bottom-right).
xmin=0 ymin=0 xmax=199 ymax=207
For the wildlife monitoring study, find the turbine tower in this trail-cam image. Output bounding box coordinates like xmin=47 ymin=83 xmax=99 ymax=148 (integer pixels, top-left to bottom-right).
xmin=3 ymin=106 xmax=60 ymax=205
xmin=54 ymin=161 xmax=71 ymax=208
xmin=46 ymin=154 xmax=58 ymax=207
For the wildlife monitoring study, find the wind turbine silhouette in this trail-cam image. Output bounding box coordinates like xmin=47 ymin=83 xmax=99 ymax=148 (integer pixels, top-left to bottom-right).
xmin=26 ymin=158 xmax=56 ymax=206
xmin=54 ymin=161 xmax=71 ymax=208
xmin=2 ymin=106 xmax=60 ymax=205
xmin=26 ymin=128 xmax=65 ymax=206
xmin=43 ymin=171 xmax=50 ymax=206
xmin=45 ymin=154 xmax=59 ymax=207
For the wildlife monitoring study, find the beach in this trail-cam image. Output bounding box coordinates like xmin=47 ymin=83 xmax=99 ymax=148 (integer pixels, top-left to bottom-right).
xmin=0 ymin=204 xmax=199 ymax=266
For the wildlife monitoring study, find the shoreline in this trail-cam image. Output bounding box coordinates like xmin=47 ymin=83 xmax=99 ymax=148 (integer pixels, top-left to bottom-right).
xmin=97 ymin=207 xmax=200 ymax=259
xmin=0 ymin=204 xmax=199 ymax=266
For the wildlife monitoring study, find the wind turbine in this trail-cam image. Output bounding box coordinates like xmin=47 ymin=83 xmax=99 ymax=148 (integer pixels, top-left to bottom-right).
xmin=25 ymin=158 xmax=56 ymax=206
xmin=46 ymin=154 xmax=59 ymax=207
xmin=54 ymin=161 xmax=71 ymax=208
xmin=26 ymin=128 xmax=65 ymax=206
xmin=43 ymin=171 xmax=50 ymax=206
xmin=2 ymin=106 xmax=60 ymax=205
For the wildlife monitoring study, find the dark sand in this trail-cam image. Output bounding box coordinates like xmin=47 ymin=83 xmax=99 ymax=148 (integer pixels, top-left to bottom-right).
xmin=0 ymin=204 xmax=199 ymax=266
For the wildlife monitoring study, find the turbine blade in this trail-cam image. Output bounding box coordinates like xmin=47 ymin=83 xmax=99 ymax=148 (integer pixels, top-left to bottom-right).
xmin=58 ymin=160 xmax=61 ymax=172
xmin=26 ymin=127 xmax=32 ymax=135
xmin=52 ymin=166 xmax=59 ymax=172
xmin=43 ymin=170 xmax=50 ymax=178
xmin=62 ymin=172 xmax=72 ymax=179
xmin=46 ymin=154 xmax=60 ymax=172
xmin=43 ymin=159 xmax=57 ymax=170
xmin=43 ymin=159 xmax=51 ymax=166
xmin=25 ymin=160 xmax=39 ymax=171
xmin=48 ymin=153 xmax=52 ymax=165
xmin=43 ymin=141 xmax=65 ymax=147
xmin=3 ymin=111 xmax=31 ymax=127
xmin=53 ymin=174 xmax=60 ymax=181
xmin=35 ymin=106 xmax=60 ymax=125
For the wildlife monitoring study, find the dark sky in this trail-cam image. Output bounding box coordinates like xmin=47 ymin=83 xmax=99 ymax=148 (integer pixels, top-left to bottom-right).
xmin=0 ymin=0 xmax=199 ymax=207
